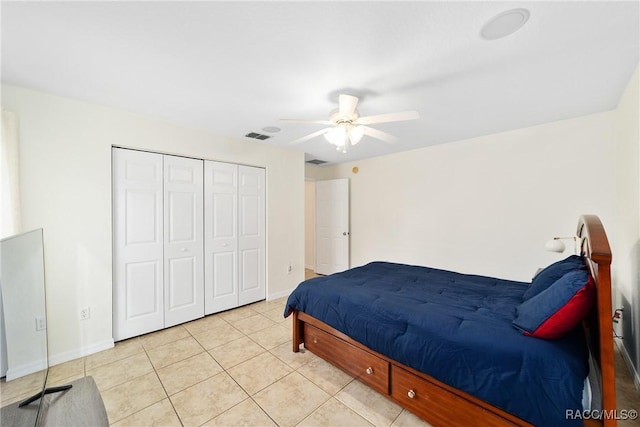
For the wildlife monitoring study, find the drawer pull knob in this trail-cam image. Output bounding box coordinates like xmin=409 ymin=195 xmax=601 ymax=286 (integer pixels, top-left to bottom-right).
xmin=313 ymin=337 xmax=318 ymax=344
xmin=407 ymin=390 xmax=416 ymax=399
xmin=366 ymin=367 xmax=373 ymax=375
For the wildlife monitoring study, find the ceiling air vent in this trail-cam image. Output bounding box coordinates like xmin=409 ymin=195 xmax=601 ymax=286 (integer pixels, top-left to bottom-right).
xmin=245 ymin=132 xmax=271 ymax=140
xmin=306 ymin=159 xmax=328 ymax=165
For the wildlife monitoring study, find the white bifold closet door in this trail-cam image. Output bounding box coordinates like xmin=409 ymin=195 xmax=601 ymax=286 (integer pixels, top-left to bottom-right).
xmin=163 ymin=155 xmax=204 ymax=327
xmin=204 ymin=161 xmax=265 ymax=314
xmin=113 ymin=149 xmax=164 ymax=340
xmin=237 ymin=165 xmax=266 ymax=306
xmin=113 ymin=148 xmax=204 ymax=341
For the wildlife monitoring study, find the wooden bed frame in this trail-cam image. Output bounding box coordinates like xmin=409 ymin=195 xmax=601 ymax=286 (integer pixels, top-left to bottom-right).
xmin=291 ymin=215 xmax=616 ymax=427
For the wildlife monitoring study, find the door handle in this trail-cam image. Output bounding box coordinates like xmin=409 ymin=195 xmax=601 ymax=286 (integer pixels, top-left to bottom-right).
xmin=342 ymin=232 xmax=350 ymax=236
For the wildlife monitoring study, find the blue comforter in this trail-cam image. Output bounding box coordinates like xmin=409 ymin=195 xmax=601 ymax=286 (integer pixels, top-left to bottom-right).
xmin=284 ymin=262 xmax=588 ymax=426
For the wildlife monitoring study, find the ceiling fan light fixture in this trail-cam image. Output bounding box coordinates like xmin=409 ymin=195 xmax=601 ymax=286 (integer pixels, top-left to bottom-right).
xmin=324 ymin=125 xmax=348 ymax=148
xmin=349 ymin=125 xmax=365 ymax=145
xmin=283 ymin=93 xmax=419 ymax=150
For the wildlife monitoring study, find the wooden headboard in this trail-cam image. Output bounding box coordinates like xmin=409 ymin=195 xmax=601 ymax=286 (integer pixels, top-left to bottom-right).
xmin=577 ymin=215 xmax=616 ymax=426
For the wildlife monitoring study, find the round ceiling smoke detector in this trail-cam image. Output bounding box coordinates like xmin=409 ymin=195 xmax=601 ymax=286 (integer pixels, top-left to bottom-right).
xmin=480 ymin=8 xmax=530 ymax=40
xmin=262 ymin=126 xmax=281 ymax=133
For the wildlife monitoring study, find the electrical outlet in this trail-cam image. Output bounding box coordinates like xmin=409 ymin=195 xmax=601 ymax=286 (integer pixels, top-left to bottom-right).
xmin=35 ymin=317 xmax=46 ymax=331
xmin=613 ymin=308 xmax=623 ymax=323
xmin=80 ymin=307 xmax=90 ymax=321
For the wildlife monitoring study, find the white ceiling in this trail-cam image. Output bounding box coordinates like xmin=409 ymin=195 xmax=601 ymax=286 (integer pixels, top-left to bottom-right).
xmin=2 ymin=1 xmax=638 ymax=165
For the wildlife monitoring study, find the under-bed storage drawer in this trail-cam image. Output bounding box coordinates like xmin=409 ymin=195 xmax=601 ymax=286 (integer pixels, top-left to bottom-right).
xmin=304 ymin=324 xmax=389 ymax=394
xmin=391 ymin=366 xmax=518 ymax=427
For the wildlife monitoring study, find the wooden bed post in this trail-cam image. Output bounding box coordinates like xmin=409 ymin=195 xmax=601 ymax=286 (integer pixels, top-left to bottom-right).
xmin=579 ymin=215 xmax=616 ymax=427
xmin=292 ymin=310 xmax=303 ymax=352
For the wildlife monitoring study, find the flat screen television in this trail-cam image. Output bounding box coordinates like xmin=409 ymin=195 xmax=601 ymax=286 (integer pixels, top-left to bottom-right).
xmin=0 ymin=229 xmax=69 ymax=426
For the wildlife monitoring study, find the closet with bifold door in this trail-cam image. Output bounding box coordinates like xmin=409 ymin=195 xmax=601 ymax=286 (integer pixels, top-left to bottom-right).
xmin=204 ymin=161 xmax=265 ymax=314
xmin=112 ymin=148 xmax=265 ymax=341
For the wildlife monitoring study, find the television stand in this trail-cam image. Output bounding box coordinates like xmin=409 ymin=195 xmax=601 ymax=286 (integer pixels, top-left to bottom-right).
xmin=18 ymin=384 xmax=72 ymax=407
xmin=1 ymin=377 xmax=107 ymax=426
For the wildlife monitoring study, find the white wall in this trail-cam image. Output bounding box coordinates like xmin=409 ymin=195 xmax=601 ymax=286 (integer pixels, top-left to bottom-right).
xmin=1 ymin=84 xmax=305 ymax=364
xmin=614 ymin=65 xmax=640 ymax=386
xmin=319 ymin=112 xmax=616 ymax=283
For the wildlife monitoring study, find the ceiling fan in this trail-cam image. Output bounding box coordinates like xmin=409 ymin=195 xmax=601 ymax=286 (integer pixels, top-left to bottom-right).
xmin=281 ymin=94 xmax=419 ymax=153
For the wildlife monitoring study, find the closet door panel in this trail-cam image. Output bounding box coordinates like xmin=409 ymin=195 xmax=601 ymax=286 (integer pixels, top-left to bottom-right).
xmin=113 ymin=148 xmax=164 ymax=340
xmin=164 ymin=155 xmax=204 ymax=327
xmin=238 ymin=166 xmax=266 ymax=306
xmin=204 ymin=161 xmax=238 ymax=314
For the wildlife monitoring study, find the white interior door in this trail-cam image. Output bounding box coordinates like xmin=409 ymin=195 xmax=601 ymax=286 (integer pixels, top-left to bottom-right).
xmin=238 ymin=165 xmax=266 ymax=306
xmin=113 ymin=148 xmax=164 ymax=340
xmin=204 ymin=161 xmax=238 ymax=314
xmin=163 ymin=155 xmax=204 ymax=327
xmin=315 ymin=178 xmax=349 ymax=275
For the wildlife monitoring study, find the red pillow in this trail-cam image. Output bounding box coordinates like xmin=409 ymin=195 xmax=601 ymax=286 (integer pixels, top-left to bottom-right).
xmin=513 ymin=270 xmax=595 ymax=339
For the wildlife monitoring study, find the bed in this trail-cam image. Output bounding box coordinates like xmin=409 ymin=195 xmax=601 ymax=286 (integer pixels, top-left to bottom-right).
xmin=284 ymin=215 xmax=616 ymax=427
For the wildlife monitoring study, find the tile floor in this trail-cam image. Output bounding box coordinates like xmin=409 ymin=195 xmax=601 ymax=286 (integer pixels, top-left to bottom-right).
xmin=1 ymin=270 xmax=639 ymax=426
xmin=2 ymin=294 xmax=428 ymax=427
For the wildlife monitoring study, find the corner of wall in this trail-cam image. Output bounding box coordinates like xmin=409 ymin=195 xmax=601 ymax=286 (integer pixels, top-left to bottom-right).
xmin=613 ymin=64 xmax=640 ymax=387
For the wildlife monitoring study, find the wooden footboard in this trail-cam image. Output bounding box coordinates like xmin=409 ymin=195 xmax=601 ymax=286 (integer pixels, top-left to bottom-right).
xmin=291 ymin=215 xmax=616 ymax=427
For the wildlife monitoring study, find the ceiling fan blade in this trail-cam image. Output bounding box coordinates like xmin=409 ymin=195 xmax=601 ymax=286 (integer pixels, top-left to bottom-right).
xmin=289 ymin=128 xmax=331 ymax=144
xmin=280 ymin=119 xmax=333 ymax=125
xmin=339 ymin=94 xmax=359 ymax=117
xmin=357 ymin=110 xmax=419 ymax=125
xmin=362 ymin=126 xmax=398 ymax=144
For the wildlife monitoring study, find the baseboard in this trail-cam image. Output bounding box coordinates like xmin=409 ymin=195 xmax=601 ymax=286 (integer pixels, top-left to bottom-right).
xmin=616 ymin=338 xmax=640 ymax=392
xmin=6 ymin=357 xmax=48 ymax=381
xmin=305 ymin=264 xmax=315 ymax=271
xmin=268 ymin=287 xmax=296 ymax=301
xmin=48 ymin=338 xmax=115 ymax=367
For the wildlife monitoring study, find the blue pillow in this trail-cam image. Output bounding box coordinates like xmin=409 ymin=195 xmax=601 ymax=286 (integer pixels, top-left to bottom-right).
xmin=523 ymin=255 xmax=585 ymax=301
xmin=513 ymin=269 xmax=595 ymax=339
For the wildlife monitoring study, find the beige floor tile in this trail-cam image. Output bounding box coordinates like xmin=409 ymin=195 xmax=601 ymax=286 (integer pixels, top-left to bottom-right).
xmin=0 ymin=370 xmax=47 ymax=406
xmin=227 ymin=352 xmax=293 ymax=395
xmin=262 ymin=306 xmax=288 ymax=324
xmin=270 ymin=342 xmax=319 ymax=370
xmin=305 ymin=269 xmax=321 ymax=280
xmin=85 ymin=338 xmax=143 ymax=371
xmin=170 ymin=372 xmax=248 ymax=427
xmin=208 ymin=336 xmax=267 ymax=370
xmin=218 ymin=305 xmax=260 ymax=323
xmin=192 ymin=322 xmax=245 ymax=350
xmin=46 ymin=358 xmax=85 ymax=385
xmin=253 ymin=372 xmax=330 ymax=427
xmin=157 ymin=352 xmax=223 ymax=395
xmin=111 ymin=398 xmax=181 ymax=427
xmin=297 ymin=357 xmax=353 ymax=395
xmin=282 ymin=317 xmax=294 ymax=334
xmin=249 ymin=297 xmax=287 ymax=314
xmin=146 ymin=336 xmax=204 ymax=369
xmin=298 ymin=397 xmax=374 ymax=427
xmin=203 ymin=398 xmax=277 ymax=427
xmin=101 ymin=372 xmax=166 ymax=424
xmin=47 ymin=373 xmax=86 ymax=389
xmin=183 ymin=314 xmax=228 ymax=336
xmin=391 ymin=409 xmax=433 ymax=427
xmin=230 ymin=313 xmax=277 ymax=335
xmin=139 ymin=325 xmax=190 ymax=350
xmin=87 ymin=352 xmax=153 ymax=391
xmin=247 ymin=324 xmax=290 ymax=350
xmin=336 ymin=381 xmax=403 ymax=427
